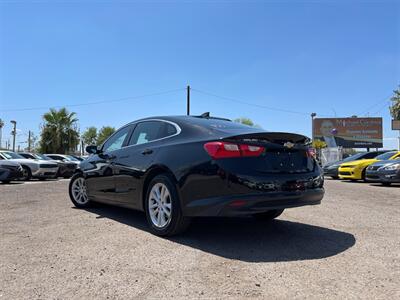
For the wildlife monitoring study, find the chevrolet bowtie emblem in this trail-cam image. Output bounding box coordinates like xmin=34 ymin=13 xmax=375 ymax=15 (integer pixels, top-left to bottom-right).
xmin=284 ymin=141 xmax=295 ymax=148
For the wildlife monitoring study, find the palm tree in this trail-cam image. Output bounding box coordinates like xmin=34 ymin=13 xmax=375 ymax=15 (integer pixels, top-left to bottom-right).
xmin=39 ymin=108 xmax=80 ymax=153
xmin=390 ymin=86 xmax=400 ymax=121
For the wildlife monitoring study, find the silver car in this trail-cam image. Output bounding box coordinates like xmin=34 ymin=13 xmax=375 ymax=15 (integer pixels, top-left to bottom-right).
xmin=0 ymin=150 xmax=59 ymax=181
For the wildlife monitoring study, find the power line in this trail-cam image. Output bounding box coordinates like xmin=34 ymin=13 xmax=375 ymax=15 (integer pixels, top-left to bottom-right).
xmin=360 ymin=94 xmax=393 ymax=116
xmin=191 ymin=88 xmax=324 ymax=116
xmin=372 ymin=100 xmax=392 ymax=116
xmin=0 ymin=88 xmax=185 ymax=112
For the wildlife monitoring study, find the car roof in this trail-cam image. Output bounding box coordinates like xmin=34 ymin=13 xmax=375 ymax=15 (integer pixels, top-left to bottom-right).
xmin=122 ymin=115 xmax=264 ymax=135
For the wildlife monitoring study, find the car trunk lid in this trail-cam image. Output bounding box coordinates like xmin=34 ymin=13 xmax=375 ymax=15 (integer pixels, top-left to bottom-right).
xmin=221 ymin=132 xmax=315 ymax=174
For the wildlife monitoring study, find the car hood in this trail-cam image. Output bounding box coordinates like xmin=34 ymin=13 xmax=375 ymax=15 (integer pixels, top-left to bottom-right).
xmin=0 ymin=160 xmax=21 ymax=167
xmin=340 ymin=159 xmax=378 ymax=167
xmin=6 ymin=158 xmax=57 ymax=166
xmin=368 ymin=160 xmax=400 ymax=168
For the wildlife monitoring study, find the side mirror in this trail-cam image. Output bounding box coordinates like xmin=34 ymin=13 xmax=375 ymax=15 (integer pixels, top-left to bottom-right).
xmin=86 ymin=145 xmax=100 ymax=154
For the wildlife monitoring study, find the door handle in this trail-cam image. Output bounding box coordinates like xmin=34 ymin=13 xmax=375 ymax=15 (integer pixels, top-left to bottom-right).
xmin=141 ymin=149 xmax=153 ymax=155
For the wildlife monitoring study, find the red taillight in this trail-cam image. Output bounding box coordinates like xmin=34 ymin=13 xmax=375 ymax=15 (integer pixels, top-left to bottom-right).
xmin=240 ymin=144 xmax=265 ymax=157
xmin=204 ymin=142 xmax=264 ymax=159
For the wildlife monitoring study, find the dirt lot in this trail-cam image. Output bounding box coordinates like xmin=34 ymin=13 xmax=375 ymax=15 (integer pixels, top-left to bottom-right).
xmin=1 ymin=179 xmax=399 ymax=299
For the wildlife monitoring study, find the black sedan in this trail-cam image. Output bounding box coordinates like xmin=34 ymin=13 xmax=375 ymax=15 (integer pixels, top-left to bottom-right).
xmin=366 ymin=159 xmax=400 ymax=185
xmin=0 ymin=160 xmax=23 ymax=183
xmin=323 ymin=151 xmax=387 ymax=179
xmin=69 ymin=115 xmax=324 ymax=236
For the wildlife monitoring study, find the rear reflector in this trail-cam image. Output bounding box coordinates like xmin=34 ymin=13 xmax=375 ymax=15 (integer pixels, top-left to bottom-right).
xmin=204 ymin=142 xmax=264 ymax=159
xmin=229 ymin=200 xmax=247 ymax=207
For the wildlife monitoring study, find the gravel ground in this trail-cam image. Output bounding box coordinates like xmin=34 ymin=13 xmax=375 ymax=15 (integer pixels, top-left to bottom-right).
xmin=1 ymin=179 xmax=399 ymax=299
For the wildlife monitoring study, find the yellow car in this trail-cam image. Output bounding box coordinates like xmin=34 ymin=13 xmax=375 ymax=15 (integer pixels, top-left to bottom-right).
xmin=339 ymin=151 xmax=400 ymax=181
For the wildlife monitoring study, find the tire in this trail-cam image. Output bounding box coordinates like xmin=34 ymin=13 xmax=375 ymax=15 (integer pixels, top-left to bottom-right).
xmin=144 ymin=174 xmax=190 ymax=236
xmin=382 ymin=182 xmax=391 ymax=186
xmin=361 ymin=169 xmax=367 ymax=182
xmin=253 ymin=209 xmax=284 ymax=221
xmin=331 ymin=176 xmax=339 ymax=180
xmin=20 ymin=166 xmax=32 ymax=181
xmin=69 ymin=173 xmax=92 ymax=208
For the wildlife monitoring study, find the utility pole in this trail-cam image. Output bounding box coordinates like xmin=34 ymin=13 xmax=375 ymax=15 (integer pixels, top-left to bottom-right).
xmin=28 ymin=130 xmax=31 ymax=152
xmin=186 ymin=85 xmax=190 ymax=116
xmin=10 ymin=120 xmax=17 ymax=152
xmin=0 ymin=118 xmax=4 ymax=149
xmin=398 ymin=130 xmax=400 ymax=151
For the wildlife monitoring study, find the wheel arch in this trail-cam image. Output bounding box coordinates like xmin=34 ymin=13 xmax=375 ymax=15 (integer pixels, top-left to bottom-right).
xmin=20 ymin=164 xmax=33 ymax=174
xmin=20 ymin=164 xmax=30 ymax=170
xmin=141 ymin=164 xmax=179 ymax=211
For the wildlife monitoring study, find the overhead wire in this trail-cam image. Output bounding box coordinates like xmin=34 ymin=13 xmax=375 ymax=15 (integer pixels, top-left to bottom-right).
xmin=0 ymin=88 xmax=186 ymax=112
xmin=191 ymin=88 xmax=328 ymax=117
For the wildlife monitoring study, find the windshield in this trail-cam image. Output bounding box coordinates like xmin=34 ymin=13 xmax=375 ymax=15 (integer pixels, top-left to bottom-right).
xmin=65 ymin=155 xmax=80 ymax=162
xmin=376 ymin=151 xmax=397 ymax=161
xmin=34 ymin=154 xmax=51 ymax=160
xmin=1 ymin=151 xmax=24 ymax=159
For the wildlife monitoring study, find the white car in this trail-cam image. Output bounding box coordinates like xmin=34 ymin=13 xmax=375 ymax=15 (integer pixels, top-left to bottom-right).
xmin=45 ymin=154 xmax=81 ymax=166
xmin=0 ymin=150 xmax=59 ymax=181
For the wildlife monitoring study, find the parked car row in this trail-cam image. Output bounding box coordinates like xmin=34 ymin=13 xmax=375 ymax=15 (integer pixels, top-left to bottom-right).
xmin=323 ymin=150 xmax=400 ymax=186
xmin=0 ymin=150 xmax=84 ymax=183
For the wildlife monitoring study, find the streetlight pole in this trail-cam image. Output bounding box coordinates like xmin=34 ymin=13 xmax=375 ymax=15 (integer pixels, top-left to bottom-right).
xmin=28 ymin=130 xmax=31 ymax=152
xmin=10 ymin=120 xmax=17 ymax=152
xmin=311 ymin=113 xmax=317 ymax=141
xmin=186 ymin=85 xmax=190 ymax=116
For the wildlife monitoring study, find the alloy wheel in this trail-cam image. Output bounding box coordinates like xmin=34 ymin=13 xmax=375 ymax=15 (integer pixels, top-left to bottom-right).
xmin=148 ymin=183 xmax=172 ymax=228
xmin=21 ymin=168 xmax=28 ymax=180
xmin=71 ymin=177 xmax=89 ymax=205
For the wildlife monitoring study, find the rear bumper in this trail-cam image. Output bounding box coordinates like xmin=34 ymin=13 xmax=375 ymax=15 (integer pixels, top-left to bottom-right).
xmin=183 ymin=188 xmax=324 ymax=217
xmin=177 ymin=157 xmax=325 ymax=217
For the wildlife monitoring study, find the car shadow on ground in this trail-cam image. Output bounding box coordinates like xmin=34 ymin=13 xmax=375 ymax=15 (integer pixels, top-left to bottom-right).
xmin=339 ymin=180 xmax=400 ymax=187
xmin=368 ymin=183 xmax=400 ymax=188
xmin=84 ymin=205 xmax=356 ymax=263
xmin=1 ymin=181 xmax=24 ymax=185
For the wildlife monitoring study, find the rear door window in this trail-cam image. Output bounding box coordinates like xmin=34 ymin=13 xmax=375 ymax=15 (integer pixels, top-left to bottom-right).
xmin=128 ymin=121 xmax=177 ymax=146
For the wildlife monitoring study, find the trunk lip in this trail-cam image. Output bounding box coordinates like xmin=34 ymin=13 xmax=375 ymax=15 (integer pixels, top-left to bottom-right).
xmin=221 ymin=131 xmax=311 ymax=146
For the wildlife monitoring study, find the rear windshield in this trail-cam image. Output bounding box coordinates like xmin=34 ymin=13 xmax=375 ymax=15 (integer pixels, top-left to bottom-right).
xmin=35 ymin=154 xmax=51 ymax=160
xmin=193 ymin=118 xmax=264 ymax=133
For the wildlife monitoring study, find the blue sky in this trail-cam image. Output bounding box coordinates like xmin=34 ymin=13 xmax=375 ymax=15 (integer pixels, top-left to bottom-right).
xmin=0 ymin=0 xmax=399 ymax=150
